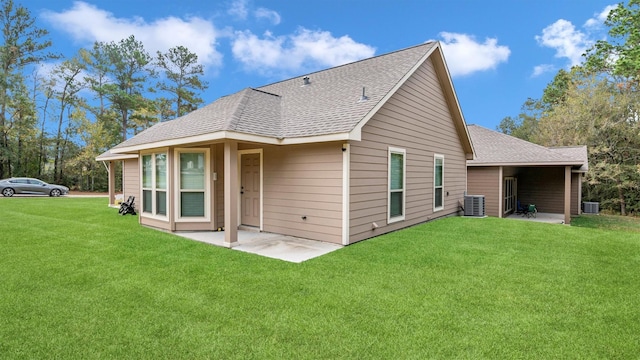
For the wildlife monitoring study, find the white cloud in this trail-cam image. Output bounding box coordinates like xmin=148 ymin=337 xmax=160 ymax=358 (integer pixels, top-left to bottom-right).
xmin=255 ymin=7 xmax=281 ymax=25
xmin=228 ymin=0 xmax=249 ymax=20
xmin=232 ymin=28 xmax=375 ymax=74
xmin=584 ymin=4 xmax=618 ymax=28
xmin=42 ymin=1 xmax=223 ymax=68
xmin=535 ymin=19 xmax=592 ymax=67
xmin=437 ymin=32 xmax=510 ymax=77
xmin=532 ymin=64 xmax=555 ymax=77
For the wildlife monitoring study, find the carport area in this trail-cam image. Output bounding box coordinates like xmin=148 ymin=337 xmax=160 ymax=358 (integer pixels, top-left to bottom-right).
xmin=466 ymin=125 xmax=589 ymax=225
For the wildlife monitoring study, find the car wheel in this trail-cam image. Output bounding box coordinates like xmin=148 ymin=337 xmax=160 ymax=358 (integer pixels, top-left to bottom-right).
xmin=2 ymin=188 xmax=15 ymax=197
xmin=50 ymin=189 xmax=61 ymax=197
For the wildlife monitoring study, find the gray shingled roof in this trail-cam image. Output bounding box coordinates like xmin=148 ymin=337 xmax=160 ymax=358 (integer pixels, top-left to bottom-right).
xmin=467 ymin=125 xmax=587 ymax=168
xmin=112 ymin=42 xmax=437 ymax=150
xmin=550 ymin=146 xmax=589 ymax=171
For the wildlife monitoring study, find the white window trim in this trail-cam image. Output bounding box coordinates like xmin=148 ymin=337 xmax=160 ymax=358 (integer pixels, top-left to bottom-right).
xmin=174 ymin=148 xmax=211 ymax=223
xmin=434 ymin=154 xmax=444 ymax=212
xmin=140 ymin=150 xmax=169 ymax=221
xmin=388 ymin=147 xmax=406 ymax=223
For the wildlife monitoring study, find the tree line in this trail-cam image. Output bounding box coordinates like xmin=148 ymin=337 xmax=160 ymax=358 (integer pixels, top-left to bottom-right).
xmin=0 ymin=0 xmax=207 ymax=190
xmin=498 ymin=1 xmax=640 ymax=216
xmin=2 ymin=0 xmax=638 ymax=216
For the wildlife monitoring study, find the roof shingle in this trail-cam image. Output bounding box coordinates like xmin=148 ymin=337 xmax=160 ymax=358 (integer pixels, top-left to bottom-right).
xmin=467 ymin=125 xmax=587 ymax=168
xmin=113 ymin=42 xmax=437 ymax=150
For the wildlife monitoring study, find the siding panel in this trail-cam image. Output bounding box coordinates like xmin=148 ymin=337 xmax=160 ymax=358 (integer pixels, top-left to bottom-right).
xmin=518 ymin=167 xmax=565 ymax=213
xmin=467 ymin=167 xmax=500 ymax=217
xmin=123 ymin=158 xmax=139 ymax=207
xmin=349 ymin=57 xmax=468 ymax=243
xmin=262 ymin=142 xmax=343 ymax=244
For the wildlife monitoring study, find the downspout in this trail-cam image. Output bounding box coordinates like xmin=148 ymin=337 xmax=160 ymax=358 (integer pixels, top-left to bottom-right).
xmin=342 ymin=143 xmax=350 ymax=245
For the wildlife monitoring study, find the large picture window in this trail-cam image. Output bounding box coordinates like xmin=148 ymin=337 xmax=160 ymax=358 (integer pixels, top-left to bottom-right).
xmin=388 ymin=147 xmax=406 ymax=223
xmin=142 ymin=152 xmax=168 ymax=217
xmin=434 ymin=154 xmax=444 ymax=211
xmin=177 ymin=150 xmax=209 ymax=219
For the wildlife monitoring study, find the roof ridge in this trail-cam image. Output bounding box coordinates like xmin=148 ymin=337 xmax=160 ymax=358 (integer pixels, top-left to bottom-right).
xmin=256 ymin=42 xmax=437 ymax=91
xmin=225 ymin=88 xmax=252 ymax=130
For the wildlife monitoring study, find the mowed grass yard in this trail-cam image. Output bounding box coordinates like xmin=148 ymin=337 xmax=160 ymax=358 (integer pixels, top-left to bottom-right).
xmin=1 ymin=198 xmax=639 ymax=359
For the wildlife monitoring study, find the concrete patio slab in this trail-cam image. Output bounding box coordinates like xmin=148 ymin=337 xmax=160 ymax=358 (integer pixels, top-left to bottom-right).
xmin=505 ymin=212 xmax=565 ymax=224
xmin=173 ymin=230 xmax=342 ymax=263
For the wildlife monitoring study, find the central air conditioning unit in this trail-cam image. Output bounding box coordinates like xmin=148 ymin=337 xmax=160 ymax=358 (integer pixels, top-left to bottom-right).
xmin=583 ymin=202 xmax=599 ymax=214
xmin=464 ymin=195 xmax=485 ymax=217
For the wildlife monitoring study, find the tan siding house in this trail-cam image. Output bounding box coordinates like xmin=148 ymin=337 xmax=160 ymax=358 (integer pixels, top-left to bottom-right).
xmin=99 ymin=42 xmax=474 ymax=246
xmin=466 ymin=125 xmax=588 ymax=224
xmin=349 ymin=58 xmax=467 ymax=243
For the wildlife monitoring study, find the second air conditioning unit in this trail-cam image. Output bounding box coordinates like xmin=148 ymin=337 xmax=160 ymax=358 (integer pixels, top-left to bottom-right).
xmin=464 ymin=195 xmax=485 ymax=217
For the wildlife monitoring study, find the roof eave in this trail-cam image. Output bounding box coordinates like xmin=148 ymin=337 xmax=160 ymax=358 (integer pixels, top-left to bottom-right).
xmin=110 ymin=131 xmax=355 ymax=153
xmin=467 ymin=161 xmax=586 ymax=167
xmin=95 ymin=152 xmax=139 ymax=161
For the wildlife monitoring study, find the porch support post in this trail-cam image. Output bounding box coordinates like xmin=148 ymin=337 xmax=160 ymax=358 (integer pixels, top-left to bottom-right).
xmin=577 ymin=172 xmax=582 ymax=215
xmin=224 ymin=141 xmax=239 ymax=247
xmin=108 ymin=160 xmax=115 ymax=206
xmin=564 ymin=166 xmax=571 ymax=224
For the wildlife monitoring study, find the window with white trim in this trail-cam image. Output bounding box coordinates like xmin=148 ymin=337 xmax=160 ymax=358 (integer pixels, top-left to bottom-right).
xmin=434 ymin=154 xmax=444 ymax=211
xmin=388 ymin=147 xmax=406 ymax=223
xmin=142 ymin=152 xmax=168 ymax=217
xmin=177 ymin=149 xmax=209 ymax=219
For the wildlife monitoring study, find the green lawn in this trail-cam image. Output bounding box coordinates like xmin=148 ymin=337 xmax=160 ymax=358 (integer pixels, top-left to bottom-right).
xmin=1 ymin=198 xmax=639 ymax=359
xmin=572 ymin=213 xmax=640 ymax=232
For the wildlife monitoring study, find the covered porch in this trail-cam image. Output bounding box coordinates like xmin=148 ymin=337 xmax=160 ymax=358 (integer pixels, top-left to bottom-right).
xmin=103 ymin=139 xmax=346 ymax=248
xmin=501 ymin=166 xmax=582 ymax=224
xmin=96 ymin=150 xmax=139 ymax=207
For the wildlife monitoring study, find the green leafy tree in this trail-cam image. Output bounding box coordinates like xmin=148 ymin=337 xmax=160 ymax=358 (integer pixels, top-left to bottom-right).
xmin=90 ymin=35 xmax=154 ymax=142
xmin=49 ymin=56 xmax=85 ymax=183
xmin=0 ymin=0 xmax=57 ymax=178
xmin=68 ymin=108 xmax=113 ymax=191
xmin=584 ymin=0 xmax=640 ymax=85
xmin=541 ymin=69 xmax=572 ymax=109
xmin=8 ymin=75 xmax=38 ymax=176
xmin=496 ymin=98 xmax=541 ymax=142
xmin=156 ymin=45 xmax=208 ymax=119
xmin=537 ymin=73 xmax=640 ymax=215
xmin=579 ymin=0 xmax=640 ymax=214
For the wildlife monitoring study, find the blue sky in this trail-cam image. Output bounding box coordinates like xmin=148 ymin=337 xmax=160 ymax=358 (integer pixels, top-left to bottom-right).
xmin=26 ymin=0 xmax=616 ymax=130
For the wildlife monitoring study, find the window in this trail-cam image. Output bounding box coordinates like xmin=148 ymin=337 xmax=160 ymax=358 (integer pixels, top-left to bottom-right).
xmin=388 ymin=147 xmax=406 ymax=223
xmin=177 ymin=150 xmax=209 ymax=219
xmin=434 ymin=154 xmax=444 ymax=211
xmin=141 ymin=152 xmax=168 ymax=217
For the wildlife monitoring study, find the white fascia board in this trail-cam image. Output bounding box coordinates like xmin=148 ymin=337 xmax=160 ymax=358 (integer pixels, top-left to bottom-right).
xmin=467 ymin=161 xmax=585 ymax=167
xmin=95 ymin=153 xmax=139 ymax=161
xmin=110 ymin=131 xmax=356 ymax=153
